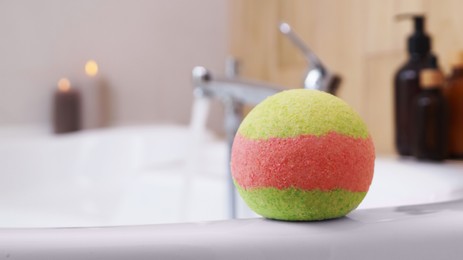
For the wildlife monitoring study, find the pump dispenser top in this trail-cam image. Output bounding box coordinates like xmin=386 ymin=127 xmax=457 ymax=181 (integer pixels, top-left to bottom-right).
xmin=397 ymin=14 xmax=431 ymax=55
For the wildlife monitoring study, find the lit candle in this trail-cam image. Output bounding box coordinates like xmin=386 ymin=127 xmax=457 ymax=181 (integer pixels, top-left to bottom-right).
xmin=53 ymin=78 xmax=81 ymax=134
xmin=82 ymin=60 xmax=111 ymax=129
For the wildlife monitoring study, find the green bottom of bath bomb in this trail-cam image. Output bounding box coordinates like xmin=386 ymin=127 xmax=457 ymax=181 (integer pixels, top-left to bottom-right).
xmin=235 ymin=184 xmax=367 ymax=221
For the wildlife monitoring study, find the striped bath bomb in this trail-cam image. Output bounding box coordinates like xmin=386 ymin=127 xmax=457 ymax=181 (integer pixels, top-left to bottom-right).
xmin=231 ymin=89 xmax=375 ymax=221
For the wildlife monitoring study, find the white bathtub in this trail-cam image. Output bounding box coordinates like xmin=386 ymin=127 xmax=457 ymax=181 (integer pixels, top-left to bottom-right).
xmin=0 ymin=125 xmax=240 ymax=228
xmin=1 ymin=125 xmax=463 ymax=259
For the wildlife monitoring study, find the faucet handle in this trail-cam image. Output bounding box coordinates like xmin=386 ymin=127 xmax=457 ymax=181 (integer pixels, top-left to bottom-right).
xmin=279 ymin=22 xmax=324 ymax=69
xmin=279 ymin=22 xmax=341 ymax=95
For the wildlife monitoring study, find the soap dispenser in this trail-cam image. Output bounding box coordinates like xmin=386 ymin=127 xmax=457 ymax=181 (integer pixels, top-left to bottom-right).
xmin=413 ymin=66 xmax=448 ymax=161
xmin=394 ymin=14 xmax=436 ymax=156
xmin=445 ymin=51 xmax=463 ymax=158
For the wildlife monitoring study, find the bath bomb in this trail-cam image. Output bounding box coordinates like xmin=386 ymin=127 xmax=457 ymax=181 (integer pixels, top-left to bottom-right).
xmin=231 ymin=89 xmax=375 ymax=221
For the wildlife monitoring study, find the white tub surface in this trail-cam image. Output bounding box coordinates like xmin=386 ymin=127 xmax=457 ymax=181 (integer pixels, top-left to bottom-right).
xmin=1 ymin=201 xmax=463 ymax=260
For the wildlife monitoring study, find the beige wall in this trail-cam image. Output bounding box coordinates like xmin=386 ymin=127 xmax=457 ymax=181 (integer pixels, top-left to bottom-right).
xmin=0 ymin=0 xmax=228 ymax=129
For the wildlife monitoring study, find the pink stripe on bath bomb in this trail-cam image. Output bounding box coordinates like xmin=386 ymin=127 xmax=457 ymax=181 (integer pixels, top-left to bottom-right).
xmin=231 ymin=132 xmax=375 ymax=192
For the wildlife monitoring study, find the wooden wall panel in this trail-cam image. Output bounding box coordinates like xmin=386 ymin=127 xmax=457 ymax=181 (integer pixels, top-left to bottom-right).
xmin=230 ymin=0 xmax=463 ymax=154
xmin=425 ymin=0 xmax=463 ymax=73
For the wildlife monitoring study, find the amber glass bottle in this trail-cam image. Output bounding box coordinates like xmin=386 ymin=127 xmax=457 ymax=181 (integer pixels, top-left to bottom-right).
xmin=394 ymin=15 xmax=434 ymax=156
xmin=413 ymin=69 xmax=448 ymax=161
xmin=445 ymin=52 xmax=463 ymax=158
xmin=395 ymin=54 xmax=433 ymax=156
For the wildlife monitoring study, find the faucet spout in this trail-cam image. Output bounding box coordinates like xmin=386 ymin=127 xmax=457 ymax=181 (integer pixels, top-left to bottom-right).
xmin=192 ymin=66 xmax=282 ymax=106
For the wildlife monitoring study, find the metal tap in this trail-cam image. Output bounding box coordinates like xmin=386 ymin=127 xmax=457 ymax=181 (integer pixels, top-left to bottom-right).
xmin=191 ymin=22 xmax=341 ymax=219
xmin=192 ymin=62 xmax=283 ymax=219
xmin=279 ymin=22 xmax=341 ymax=94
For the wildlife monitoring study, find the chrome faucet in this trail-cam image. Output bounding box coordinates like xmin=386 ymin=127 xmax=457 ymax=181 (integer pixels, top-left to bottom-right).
xmin=191 ymin=22 xmax=341 ymax=219
xmin=279 ymin=22 xmax=341 ymax=94
xmin=192 ymin=63 xmax=283 ymax=219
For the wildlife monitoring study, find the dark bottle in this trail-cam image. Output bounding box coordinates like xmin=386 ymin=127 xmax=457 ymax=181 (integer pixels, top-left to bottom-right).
xmin=394 ymin=15 xmax=435 ymax=156
xmin=445 ymin=51 xmax=463 ymax=158
xmin=413 ymin=69 xmax=448 ymax=161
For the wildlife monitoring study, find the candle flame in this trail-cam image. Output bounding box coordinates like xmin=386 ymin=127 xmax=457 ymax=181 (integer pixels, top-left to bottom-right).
xmin=85 ymin=60 xmax=99 ymax=77
xmin=58 ymin=78 xmax=71 ymax=92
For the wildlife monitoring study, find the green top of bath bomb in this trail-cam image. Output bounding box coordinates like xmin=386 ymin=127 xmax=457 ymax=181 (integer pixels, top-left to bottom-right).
xmin=238 ymin=89 xmax=369 ymax=139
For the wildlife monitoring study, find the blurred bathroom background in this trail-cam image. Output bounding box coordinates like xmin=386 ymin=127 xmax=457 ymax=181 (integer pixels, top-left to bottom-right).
xmin=2 ymin=0 xmax=463 ymax=153
xmin=0 ymin=0 xmax=228 ymax=134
